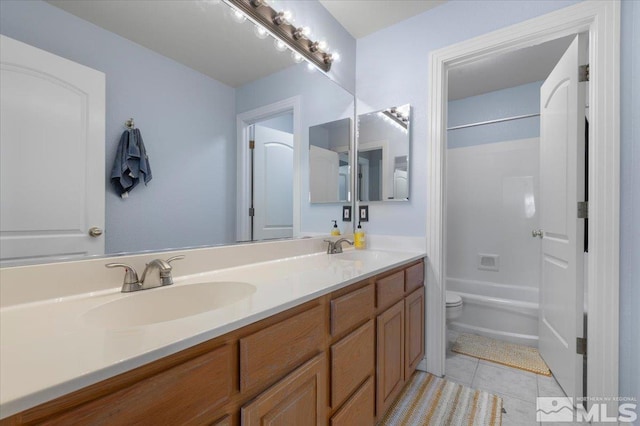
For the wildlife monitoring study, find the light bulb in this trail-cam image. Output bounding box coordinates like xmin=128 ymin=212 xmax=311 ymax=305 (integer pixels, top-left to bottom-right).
xmin=231 ymin=9 xmax=247 ymax=23
xmin=317 ymin=40 xmax=328 ymax=51
xmin=291 ymin=51 xmax=304 ymax=63
xmin=274 ymin=39 xmax=288 ymax=52
xmin=253 ymin=25 xmax=269 ymax=39
xmin=301 ymin=26 xmax=311 ymax=38
xmin=332 ymin=52 xmax=341 ymax=63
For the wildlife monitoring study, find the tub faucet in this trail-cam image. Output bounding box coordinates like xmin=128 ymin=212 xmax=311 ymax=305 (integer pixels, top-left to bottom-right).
xmin=325 ymin=238 xmax=354 ymax=254
xmin=106 ymin=255 xmax=185 ymax=292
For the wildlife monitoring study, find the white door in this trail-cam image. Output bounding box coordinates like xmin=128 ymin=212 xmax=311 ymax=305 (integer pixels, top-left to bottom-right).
xmin=393 ymin=169 xmax=408 ymax=200
xmin=0 ymin=35 xmax=105 ymax=264
xmin=309 ymin=145 xmax=339 ymax=203
xmin=538 ymin=34 xmax=586 ymax=398
xmin=253 ymin=125 xmax=293 ymax=240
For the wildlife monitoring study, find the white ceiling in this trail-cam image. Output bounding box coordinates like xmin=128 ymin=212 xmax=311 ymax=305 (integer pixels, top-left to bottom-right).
xmin=319 ymin=0 xmax=446 ymax=39
xmin=448 ymin=35 xmax=575 ymax=100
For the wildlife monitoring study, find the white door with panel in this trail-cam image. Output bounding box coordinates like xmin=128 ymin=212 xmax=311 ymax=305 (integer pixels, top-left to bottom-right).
xmin=309 ymin=145 xmax=339 ymax=203
xmin=537 ymin=34 xmax=586 ymax=399
xmin=253 ymin=125 xmax=293 ymax=240
xmin=0 ymin=35 xmax=105 ymax=264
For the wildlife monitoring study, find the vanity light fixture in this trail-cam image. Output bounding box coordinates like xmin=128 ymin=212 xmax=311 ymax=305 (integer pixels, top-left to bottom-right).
xmin=381 ymin=107 xmax=409 ymax=131
xmin=224 ymin=0 xmax=336 ymax=72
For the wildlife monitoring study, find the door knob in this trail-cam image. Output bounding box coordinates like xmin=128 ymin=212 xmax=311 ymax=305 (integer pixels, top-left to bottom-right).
xmin=531 ymin=229 xmax=543 ymax=238
xmin=88 ymin=227 xmax=103 ymax=237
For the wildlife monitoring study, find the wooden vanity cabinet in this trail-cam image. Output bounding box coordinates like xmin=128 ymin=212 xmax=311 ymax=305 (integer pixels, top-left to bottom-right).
xmin=374 ymin=261 xmax=425 ymax=419
xmin=2 ymin=259 xmax=425 ymax=426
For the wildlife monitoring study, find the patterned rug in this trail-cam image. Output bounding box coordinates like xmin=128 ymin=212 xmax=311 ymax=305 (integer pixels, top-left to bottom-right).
xmin=452 ymin=333 xmax=551 ymax=376
xmin=380 ymin=372 xmax=502 ymax=426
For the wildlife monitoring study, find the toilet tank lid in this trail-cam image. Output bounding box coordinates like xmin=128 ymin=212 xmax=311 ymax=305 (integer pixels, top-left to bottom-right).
xmin=446 ymin=292 xmax=462 ymax=305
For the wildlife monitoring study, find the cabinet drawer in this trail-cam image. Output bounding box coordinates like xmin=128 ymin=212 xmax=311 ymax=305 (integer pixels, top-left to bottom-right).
xmin=376 ymin=271 xmax=404 ymax=311
xmin=45 ymin=345 xmax=233 ymax=425
xmin=331 ymin=319 xmax=374 ymax=408
xmin=241 ymin=353 xmax=326 ymax=426
xmin=331 ymin=283 xmax=374 ymax=336
xmin=240 ymin=305 xmax=324 ymax=392
xmin=405 ymin=262 xmax=424 ymax=293
xmin=330 ymin=376 xmax=374 ymax=426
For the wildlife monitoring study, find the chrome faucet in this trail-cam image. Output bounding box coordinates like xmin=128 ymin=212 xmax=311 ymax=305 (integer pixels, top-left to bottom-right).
xmin=106 ymin=255 xmax=185 ymax=293
xmin=324 ymin=238 xmax=354 ymax=254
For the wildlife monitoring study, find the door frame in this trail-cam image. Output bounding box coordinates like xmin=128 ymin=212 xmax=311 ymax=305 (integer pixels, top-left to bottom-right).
xmin=236 ymin=96 xmax=301 ymax=242
xmin=425 ymin=0 xmax=620 ymax=403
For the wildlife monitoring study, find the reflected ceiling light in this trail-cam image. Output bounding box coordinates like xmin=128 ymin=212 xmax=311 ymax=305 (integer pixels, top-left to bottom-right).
xmin=231 ymin=9 xmax=247 ymax=23
xmin=224 ymin=0 xmax=336 ymax=72
xmin=291 ymin=51 xmax=304 ymax=63
xmin=274 ymin=39 xmax=288 ymax=51
xmin=253 ymin=25 xmax=269 ymax=39
xmin=380 ymin=107 xmax=410 ymax=132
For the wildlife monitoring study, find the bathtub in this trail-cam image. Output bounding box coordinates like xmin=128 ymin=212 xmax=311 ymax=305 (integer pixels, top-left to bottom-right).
xmin=447 ymin=278 xmax=539 ymax=347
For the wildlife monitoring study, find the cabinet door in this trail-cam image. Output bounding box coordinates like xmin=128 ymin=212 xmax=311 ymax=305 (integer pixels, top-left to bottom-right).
xmin=405 ymin=288 xmax=425 ymax=379
xmin=241 ymin=353 xmax=326 ymax=426
xmin=330 ymin=376 xmax=374 ymax=426
xmin=376 ymin=300 xmax=405 ymax=418
xmin=331 ymin=320 xmax=374 ymax=408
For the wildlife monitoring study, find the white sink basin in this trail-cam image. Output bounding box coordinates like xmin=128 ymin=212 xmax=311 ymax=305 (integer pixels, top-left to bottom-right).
xmin=83 ymin=282 xmax=256 ymax=328
xmin=333 ymin=250 xmax=388 ymax=263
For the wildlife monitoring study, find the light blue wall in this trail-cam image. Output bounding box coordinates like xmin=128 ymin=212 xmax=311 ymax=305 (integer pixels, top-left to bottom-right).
xmin=619 ymin=0 xmax=640 ymax=405
xmin=356 ymin=0 xmax=579 ymax=238
xmin=0 ymin=0 xmax=237 ymax=253
xmin=448 ymin=81 xmax=542 ymax=148
xmin=236 ymin=65 xmax=354 ymax=233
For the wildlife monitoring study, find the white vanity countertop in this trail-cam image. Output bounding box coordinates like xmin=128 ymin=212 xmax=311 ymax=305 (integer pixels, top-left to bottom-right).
xmin=0 ymin=248 xmax=425 ymax=419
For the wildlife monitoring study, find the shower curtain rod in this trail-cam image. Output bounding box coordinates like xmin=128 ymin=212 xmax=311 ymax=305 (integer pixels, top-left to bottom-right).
xmin=447 ymin=112 xmax=540 ymax=131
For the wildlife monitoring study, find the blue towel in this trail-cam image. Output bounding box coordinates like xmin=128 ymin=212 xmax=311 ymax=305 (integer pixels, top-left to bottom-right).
xmin=110 ymin=128 xmax=152 ymax=197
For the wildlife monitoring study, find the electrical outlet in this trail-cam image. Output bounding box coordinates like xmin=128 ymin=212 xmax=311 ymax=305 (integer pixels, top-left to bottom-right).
xmin=342 ymin=205 xmax=352 ymax=222
xmin=359 ymin=205 xmax=369 ymax=222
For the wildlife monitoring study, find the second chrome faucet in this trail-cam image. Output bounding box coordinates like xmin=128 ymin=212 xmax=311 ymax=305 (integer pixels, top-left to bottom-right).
xmin=106 ymin=255 xmax=185 ymax=293
xmin=325 ymin=238 xmax=353 ymax=254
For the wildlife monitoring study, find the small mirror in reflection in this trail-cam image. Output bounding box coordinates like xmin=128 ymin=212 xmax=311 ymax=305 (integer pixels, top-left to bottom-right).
xmin=309 ymin=118 xmax=352 ymax=204
xmin=357 ymin=104 xmax=411 ymax=202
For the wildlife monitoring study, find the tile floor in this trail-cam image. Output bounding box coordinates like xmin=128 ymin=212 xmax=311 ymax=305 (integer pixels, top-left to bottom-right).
xmin=445 ymin=331 xmax=569 ymax=426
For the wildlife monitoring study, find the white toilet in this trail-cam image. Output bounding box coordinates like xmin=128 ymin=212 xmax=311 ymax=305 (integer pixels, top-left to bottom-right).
xmin=446 ymin=291 xmax=463 ymax=349
xmin=445 ymin=291 xmax=463 ymax=322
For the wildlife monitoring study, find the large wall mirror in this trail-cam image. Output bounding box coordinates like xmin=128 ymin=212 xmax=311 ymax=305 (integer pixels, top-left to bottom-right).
xmin=308 ymin=118 xmax=351 ymax=204
xmin=356 ymin=104 xmax=411 ymax=202
xmin=0 ymin=0 xmax=354 ymax=266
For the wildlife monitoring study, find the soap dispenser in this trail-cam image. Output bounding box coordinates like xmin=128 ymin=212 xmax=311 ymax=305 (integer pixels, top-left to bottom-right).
xmin=354 ymin=222 xmax=366 ymax=249
xmin=331 ymin=220 xmax=341 ymax=236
